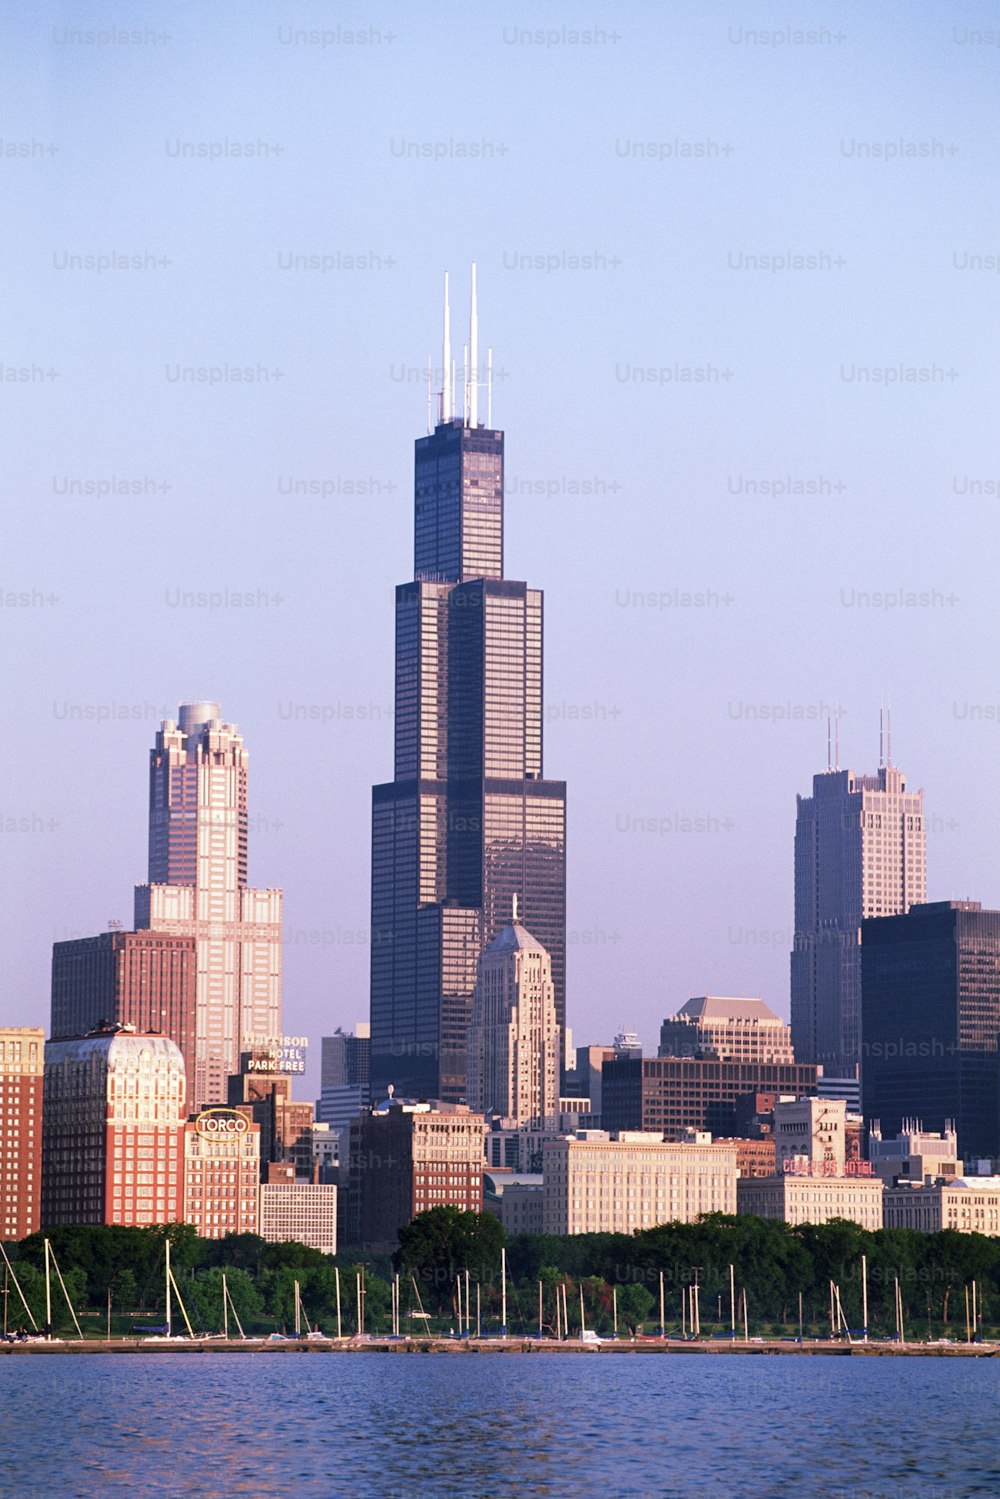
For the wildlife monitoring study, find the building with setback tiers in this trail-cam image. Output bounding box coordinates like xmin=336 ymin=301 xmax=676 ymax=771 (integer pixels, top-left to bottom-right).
xmin=659 ymin=996 xmax=794 ymax=1065
xmin=370 ymin=270 xmax=566 ymax=1102
xmin=135 ymin=702 xmax=282 ymax=1109
xmin=0 ymin=1028 xmax=44 ymax=1241
xmin=791 ymin=755 xmax=926 ymax=1077
xmin=50 ymin=702 xmax=282 ymax=1112
xmin=466 ymin=909 xmax=559 ymax=1129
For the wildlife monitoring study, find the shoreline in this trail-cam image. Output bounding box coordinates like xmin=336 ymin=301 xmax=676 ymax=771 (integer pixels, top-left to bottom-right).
xmin=1 ymin=1335 xmax=995 ymax=1357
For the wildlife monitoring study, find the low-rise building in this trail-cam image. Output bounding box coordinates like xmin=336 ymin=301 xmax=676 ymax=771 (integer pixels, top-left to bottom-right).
xmin=542 ymin=1131 xmax=738 ymax=1236
xmin=0 ymin=1028 xmax=44 ymax=1241
xmin=715 ymin=1136 xmax=776 ymax=1179
xmin=869 ymin=1120 xmax=961 ymax=1186
xmin=348 ymin=1096 xmax=486 ymax=1250
xmin=884 ymin=1178 xmax=1000 ymax=1235
xmin=737 ymin=1173 xmax=883 ymax=1230
xmin=183 ymin=1107 xmax=260 ymax=1239
xmin=603 ymin=1055 xmax=819 ymax=1139
xmin=259 ymin=1163 xmax=338 ymax=1254
xmin=483 ymin=1171 xmax=544 ymax=1234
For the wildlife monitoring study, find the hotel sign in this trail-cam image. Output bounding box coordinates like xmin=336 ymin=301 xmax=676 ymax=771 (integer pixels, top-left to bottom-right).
xmin=242 ymin=1032 xmax=308 ymax=1075
xmin=782 ymin=1156 xmax=873 ymax=1178
xmin=196 ymin=1108 xmax=250 ymax=1137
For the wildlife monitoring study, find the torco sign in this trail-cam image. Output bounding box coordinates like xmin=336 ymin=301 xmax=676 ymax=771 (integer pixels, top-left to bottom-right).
xmin=196 ymin=1109 xmax=249 ymax=1137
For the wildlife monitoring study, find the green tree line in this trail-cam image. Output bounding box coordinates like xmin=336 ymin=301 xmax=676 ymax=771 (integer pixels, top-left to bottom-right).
xmin=5 ymin=1210 xmax=1000 ymax=1339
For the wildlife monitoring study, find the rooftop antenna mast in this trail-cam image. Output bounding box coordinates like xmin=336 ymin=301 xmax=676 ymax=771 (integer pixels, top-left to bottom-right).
xmin=879 ymin=698 xmax=884 ymax=770
xmin=469 ymin=262 xmax=479 ymax=427
xmin=887 ymin=698 xmax=892 ymax=768
xmin=835 ymin=707 xmax=840 ymax=771
xmin=827 ymin=717 xmax=832 ymax=772
xmin=440 ymin=272 xmax=452 ymax=423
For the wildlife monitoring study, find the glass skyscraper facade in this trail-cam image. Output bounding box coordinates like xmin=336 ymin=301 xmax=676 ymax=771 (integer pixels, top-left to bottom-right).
xmin=371 ymin=339 xmax=567 ymax=1102
xmin=861 ymin=901 xmax=1000 ymax=1161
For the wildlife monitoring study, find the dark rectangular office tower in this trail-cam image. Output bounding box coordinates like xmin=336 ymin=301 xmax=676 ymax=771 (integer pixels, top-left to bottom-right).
xmin=861 ymin=901 xmax=1000 ymax=1160
xmin=370 ymin=272 xmax=567 ymax=1101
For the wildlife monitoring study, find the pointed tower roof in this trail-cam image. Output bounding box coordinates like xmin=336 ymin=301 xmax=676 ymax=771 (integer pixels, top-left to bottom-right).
xmin=482 ymin=920 xmax=549 ymax=958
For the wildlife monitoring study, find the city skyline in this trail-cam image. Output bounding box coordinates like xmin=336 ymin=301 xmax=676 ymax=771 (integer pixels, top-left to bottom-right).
xmin=6 ymin=3 xmax=1000 ymax=1104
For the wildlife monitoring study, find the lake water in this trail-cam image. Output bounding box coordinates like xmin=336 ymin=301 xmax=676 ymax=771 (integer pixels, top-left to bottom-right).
xmin=1 ymin=1353 xmax=998 ymax=1497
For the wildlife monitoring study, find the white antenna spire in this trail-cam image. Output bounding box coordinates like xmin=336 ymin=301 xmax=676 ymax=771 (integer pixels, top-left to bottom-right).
xmin=827 ymin=717 xmax=832 ymax=772
xmin=487 ymin=346 xmax=493 ymax=427
xmin=450 ymin=356 xmax=456 ymax=421
xmin=441 ymin=272 xmax=452 ymax=422
xmin=835 ymin=708 xmax=840 ymax=770
xmin=463 ymin=343 xmax=469 ymax=425
xmin=879 ymin=698 xmax=884 ymax=769
xmin=469 ymin=262 xmax=479 ymax=427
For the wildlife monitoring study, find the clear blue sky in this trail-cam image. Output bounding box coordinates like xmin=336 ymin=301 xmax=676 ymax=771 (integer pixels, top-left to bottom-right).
xmin=5 ymin=0 xmax=1000 ymax=1099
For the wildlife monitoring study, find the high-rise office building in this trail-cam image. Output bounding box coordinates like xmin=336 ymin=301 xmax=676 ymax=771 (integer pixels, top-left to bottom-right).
xmin=50 ymin=702 xmax=282 ymax=1112
xmin=0 ymin=1028 xmax=44 ymax=1241
xmin=371 ymin=271 xmax=567 ymax=1100
xmin=466 ymin=911 xmax=559 ymax=1128
xmin=791 ymin=756 xmax=925 ymax=1075
xmin=861 ymin=901 xmax=1000 ymax=1161
xmin=42 ymin=1024 xmax=186 ymax=1228
xmin=316 ymin=1024 xmax=371 ymax=1133
xmin=659 ymin=996 xmax=795 ymax=1066
xmin=51 ymin=930 xmax=197 ymax=1084
xmin=136 ymin=702 xmax=282 ymax=1109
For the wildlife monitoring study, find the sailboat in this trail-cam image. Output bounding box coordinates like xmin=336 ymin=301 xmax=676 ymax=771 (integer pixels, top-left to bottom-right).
xmin=142 ymin=1238 xmax=195 ymax=1341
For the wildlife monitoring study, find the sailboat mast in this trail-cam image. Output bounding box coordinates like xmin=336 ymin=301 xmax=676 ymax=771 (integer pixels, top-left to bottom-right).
xmin=44 ymin=1238 xmax=52 ymax=1339
xmin=165 ymin=1238 xmax=172 ymax=1337
xmin=223 ymin=1273 xmax=229 ymax=1340
xmin=500 ymin=1246 xmax=507 ymax=1337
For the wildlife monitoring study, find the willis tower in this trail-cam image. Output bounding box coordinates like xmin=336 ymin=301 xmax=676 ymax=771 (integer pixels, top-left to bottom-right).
xmin=370 ymin=268 xmax=567 ymax=1101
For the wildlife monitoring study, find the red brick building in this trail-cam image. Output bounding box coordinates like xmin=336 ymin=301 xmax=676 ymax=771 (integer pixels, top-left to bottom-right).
xmin=348 ymin=1100 xmax=485 ymax=1249
xmin=50 ymin=931 xmax=197 ymax=1091
xmin=0 ymin=1028 xmax=44 ymax=1240
xmin=183 ymin=1107 xmax=260 ymax=1238
xmin=42 ymin=1025 xmax=186 ymax=1227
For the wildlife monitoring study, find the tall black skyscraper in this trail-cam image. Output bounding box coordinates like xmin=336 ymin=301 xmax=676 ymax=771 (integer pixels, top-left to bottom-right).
xmin=861 ymin=900 xmax=1000 ymax=1160
xmin=370 ymin=270 xmax=567 ymax=1101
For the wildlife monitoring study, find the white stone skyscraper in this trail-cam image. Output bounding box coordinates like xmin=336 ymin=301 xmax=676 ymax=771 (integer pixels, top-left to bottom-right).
xmin=467 ymin=906 xmax=559 ymax=1129
xmin=134 ymin=702 xmax=282 ymax=1108
xmin=791 ymin=753 xmax=925 ymax=1077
